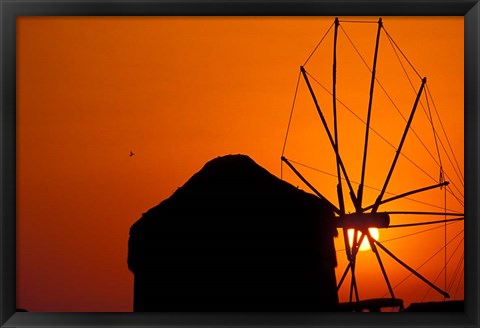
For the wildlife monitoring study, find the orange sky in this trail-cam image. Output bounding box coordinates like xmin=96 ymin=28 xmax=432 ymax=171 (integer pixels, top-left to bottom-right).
xmin=16 ymin=16 xmax=464 ymax=312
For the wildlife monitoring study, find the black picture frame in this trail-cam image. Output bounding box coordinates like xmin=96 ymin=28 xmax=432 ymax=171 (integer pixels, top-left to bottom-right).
xmin=1 ymin=1 xmax=478 ymax=327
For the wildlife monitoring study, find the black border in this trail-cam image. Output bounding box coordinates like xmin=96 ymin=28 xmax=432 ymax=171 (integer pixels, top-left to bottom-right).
xmin=1 ymin=1 xmax=478 ymax=327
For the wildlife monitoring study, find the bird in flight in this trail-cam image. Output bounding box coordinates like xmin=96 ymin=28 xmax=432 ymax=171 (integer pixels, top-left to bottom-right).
xmin=129 ymin=151 xmax=135 ymax=157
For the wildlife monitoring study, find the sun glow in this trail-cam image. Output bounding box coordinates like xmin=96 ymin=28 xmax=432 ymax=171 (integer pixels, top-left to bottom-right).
xmin=347 ymin=228 xmax=379 ymax=252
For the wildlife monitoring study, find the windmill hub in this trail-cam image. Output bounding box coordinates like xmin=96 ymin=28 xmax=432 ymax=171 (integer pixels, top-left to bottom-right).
xmin=336 ymin=212 xmax=390 ymax=230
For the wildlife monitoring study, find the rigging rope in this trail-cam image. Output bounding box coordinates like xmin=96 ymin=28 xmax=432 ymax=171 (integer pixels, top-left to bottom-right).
xmin=421 ymin=236 xmax=464 ymax=302
xmin=292 ymin=22 xmax=464 ymax=206
xmin=281 ymin=71 xmax=301 ymax=158
xmin=447 ymin=184 xmax=464 ymax=208
xmin=281 ymin=71 xmax=301 ymax=180
xmin=385 ymin=34 xmax=447 ymax=177
xmin=380 ymin=228 xmax=464 ymax=297
xmin=424 ymin=87 xmax=444 ymax=184
xmin=444 ymin=182 xmax=447 ymax=300
xmin=284 ymin=18 xmax=465 ymax=304
xmin=382 ymin=27 xmax=423 ymax=80
xmin=426 ymin=85 xmax=465 ymax=185
xmin=448 ymin=251 xmax=464 ymax=293
xmin=385 ymin=33 xmax=464 ymax=201
xmin=303 ymin=68 xmax=464 ymax=209
xmin=289 ymin=159 xmax=455 ymax=212
xmin=338 ymin=20 xmax=379 ymax=24
xmin=303 ymin=22 xmax=334 ymax=66
xmin=340 ymin=24 xmax=464 ymax=204
xmin=335 ymin=27 xmax=445 ymax=180
xmin=305 ymin=71 xmax=442 ymax=186
xmin=288 ymin=157 xmax=460 ymax=213
xmin=384 ymin=28 xmax=464 ymax=203
xmin=382 ymin=221 xmax=461 ymax=244
xmin=452 ymin=262 xmax=464 ymax=299
xmin=338 ymin=25 xmax=371 ymax=74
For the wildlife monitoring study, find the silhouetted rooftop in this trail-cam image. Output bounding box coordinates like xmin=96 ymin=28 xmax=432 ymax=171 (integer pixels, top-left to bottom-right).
xmin=128 ymin=154 xmax=339 ymax=311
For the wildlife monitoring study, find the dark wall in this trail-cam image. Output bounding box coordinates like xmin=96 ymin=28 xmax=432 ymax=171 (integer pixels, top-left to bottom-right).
xmin=128 ymin=155 xmax=338 ymax=311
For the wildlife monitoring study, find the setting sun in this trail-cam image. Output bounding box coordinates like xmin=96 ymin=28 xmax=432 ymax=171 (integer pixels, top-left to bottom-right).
xmin=347 ymin=228 xmax=380 ymax=251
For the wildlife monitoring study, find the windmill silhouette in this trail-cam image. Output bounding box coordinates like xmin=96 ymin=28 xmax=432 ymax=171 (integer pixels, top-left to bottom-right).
xmin=281 ymin=17 xmax=464 ymax=311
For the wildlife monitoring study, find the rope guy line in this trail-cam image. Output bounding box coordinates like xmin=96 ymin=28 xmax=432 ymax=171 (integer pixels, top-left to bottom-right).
xmin=337 ymin=26 xmax=446 ymax=184
xmin=305 ymin=71 xmax=440 ymax=186
xmin=421 ymin=236 xmax=464 ymax=302
xmin=341 ymin=23 xmax=463 ymax=203
xmin=281 ymin=71 xmax=301 ymax=158
xmin=385 ymin=34 xmax=446 ymax=175
xmin=426 ymin=85 xmax=465 ymax=184
xmin=342 ymin=23 xmax=464 ymax=205
xmin=447 ymin=185 xmax=464 ymax=208
xmin=283 ymin=82 xmax=463 ymax=211
xmin=382 ymin=220 xmax=461 ymax=244
xmin=444 ymin=181 xmax=447 ymax=298
xmin=304 ymin=67 xmax=464 ymax=208
xmin=285 ymin=18 xmax=465 ymax=305
xmin=447 ymin=250 xmax=464 ymax=293
xmin=386 ymin=34 xmax=464 ymax=198
xmin=338 ymin=20 xmax=379 ymax=24
xmin=302 ymin=22 xmax=464 ymax=205
xmin=386 ymin=32 xmax=464 ymax=199
xmin=287 ymin=157 xmax=461 ymax=213
xmin=452 ymin=263 xmax=464 ymax=299
xmin=424 ymin=84 xmax=443 ymax=177
xmin=303 ymin=22 xmax=334 ymax=66
xmin=381 ymin=228 xmax=463 ymax=297
xmin=424 ymin=96 xmax=465 ymax=195
xmin=382 ymin=26 xmax=423 ymax=80
xmin=290 ymin=72 xmax=465 ymax=211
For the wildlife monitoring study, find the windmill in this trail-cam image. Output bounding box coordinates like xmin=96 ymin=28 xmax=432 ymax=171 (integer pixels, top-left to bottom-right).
xmin=281 ymin=17 xmax=464 ymax=311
